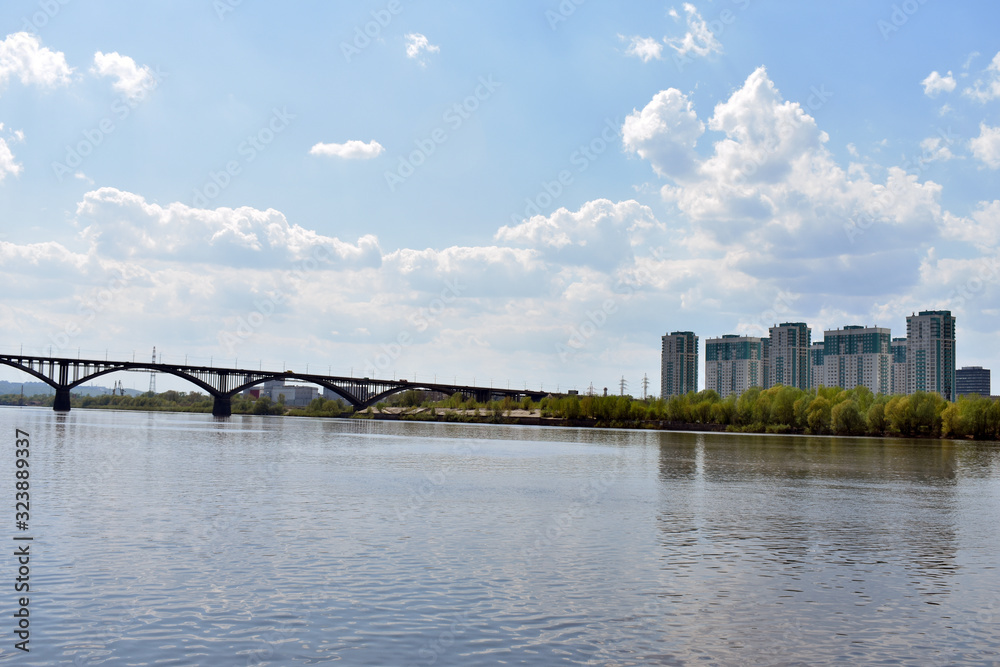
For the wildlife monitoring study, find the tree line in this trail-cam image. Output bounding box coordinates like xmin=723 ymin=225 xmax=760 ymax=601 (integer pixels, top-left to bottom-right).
xmin=4 ymin=384 xmax=998 ymax=440
xmin=528 ymin=385 xmax=1000 ymax=439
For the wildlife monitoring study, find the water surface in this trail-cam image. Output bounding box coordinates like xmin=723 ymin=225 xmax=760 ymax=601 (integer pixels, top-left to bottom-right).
xmin=2 ymin=407 xmax=998 ymax=665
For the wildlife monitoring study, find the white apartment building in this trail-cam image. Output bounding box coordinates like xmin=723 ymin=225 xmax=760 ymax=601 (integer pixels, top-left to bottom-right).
xmin=822 ymin=326 xmax=892 ymax=395
xmin=768 ymin=322 xmax=811 ymax=390
xmin=906 ymin=310 xmax=956 ymax=401
xmin=809 ymin=341 xmax=825 ymax=389
xmin=891 ymin=337 xmax=908 ymax=395
xmin=705 ymin=335 xmax=765 ymax=398
xmin=661 ymin=331 xmax=698 ymax=398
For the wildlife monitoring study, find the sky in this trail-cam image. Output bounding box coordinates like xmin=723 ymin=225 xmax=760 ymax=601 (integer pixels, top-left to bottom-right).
xmin=1 ymin=0 xmax=999 ymax=396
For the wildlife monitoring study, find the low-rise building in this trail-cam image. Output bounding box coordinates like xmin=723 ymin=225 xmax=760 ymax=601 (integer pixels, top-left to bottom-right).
xmin=956 ymin=366 xmax=990 ymax=397
xmin=244 ymin=380 xmax=319 ymax=407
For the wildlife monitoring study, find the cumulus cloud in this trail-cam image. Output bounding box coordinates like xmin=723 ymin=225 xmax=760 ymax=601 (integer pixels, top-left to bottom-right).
xmin=0 ymin=123 xmax=22 ymax=181
xmin=963 ymin=51 xmax=1000 ymax=102
xmin=0 ymin=32 xmax=72 ymax=90
xmin=622 ymin=88 xmax=704 ymax=179
xmin=921 ymin=70 xmax=956 ymax=97
xmin=309 ymin=140 xmax=384 ymax=160
xmin=919 ymin=136 xmax=954 ymax=163
xmin=665 ymin=4 xmax=722 ymax=59
xmin=75 ymin=187 xmax=382 ymax=268
xmin=91 ymin=51 xmax=156 ymax=99
xmin=404 ymin=33 xmax=439 ymax=66
xmin=496 ymin=199 xmax=660 ymax=270
xmin=970 ymin=123 xmax=1000 ymax=168
xmin=621 ymin=35 xmax=663 ymax=62
xmin=623 ymin=66 xmax=947 ymax=302
xmin=942 ymin=201 xmax=1000 ymax=251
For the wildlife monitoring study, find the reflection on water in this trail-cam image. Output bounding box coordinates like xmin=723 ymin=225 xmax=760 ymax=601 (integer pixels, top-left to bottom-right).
xmin=2 ymin=408 xmax=999 ymax=666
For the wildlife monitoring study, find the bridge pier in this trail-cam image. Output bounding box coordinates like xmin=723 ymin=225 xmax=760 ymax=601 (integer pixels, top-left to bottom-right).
xmin=53 ymin=387 xmax=71 ymax=412
xmin=212 ymin=395 xmax=232 ymax=417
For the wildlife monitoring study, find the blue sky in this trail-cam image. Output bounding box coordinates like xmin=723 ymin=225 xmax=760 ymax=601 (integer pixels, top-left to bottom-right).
xmin=1 ymin=0 xmax=999 ymax=395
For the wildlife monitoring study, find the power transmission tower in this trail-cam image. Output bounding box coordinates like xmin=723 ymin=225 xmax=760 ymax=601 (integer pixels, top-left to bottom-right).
xmin=148 ymin=346 xmax=157 ymax=394
xmin=642 ymin=373 xmax=649 ymax=400
xmin=619 ymin=375 xmax=628 ymax=396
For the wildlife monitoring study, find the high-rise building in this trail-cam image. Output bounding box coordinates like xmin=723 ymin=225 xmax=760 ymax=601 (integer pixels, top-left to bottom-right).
xmin=906 ymin=310 xmax=956 ymax=401
xmin=822 ymin=326 xmax=892 ymax=395
xmin=809 ymin=341 xmax=825 ymax=389
xmin=661 ymin=331 xmax=698 ymax=398
xmin=767 ymin=322 xmax=811 ymax=390
xmin=891 ymin=337 xmax=908 ymax=395
xmin=705 ymin=335 xmax=765 ymax=398
xmin=956 ymin=366 xmax=990 ymax=397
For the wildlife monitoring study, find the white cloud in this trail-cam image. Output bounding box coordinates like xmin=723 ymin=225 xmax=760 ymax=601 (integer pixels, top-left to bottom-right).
xmin=495 ymin=199 xmax=661 ymax=270
xmin=665 ymin=3 xmax=722 ymax=59
xmin=921 ymin=70 xmax=956 ymax=97
xmin=0 ymin=32 xmax=72 ymax=90
xmin=309 ymin=140 xmax=384 ymax=160
xmin=0 ymin=138 xmax=21 ymax=181
xmin=91 ymin=51 xmax=155 ymax=99
xmin=919 ymin=137 xmax=954 ymax=163
xmin=625 ymin=66 xmax=944 ymax=296
xmin=970 ymin=123 xmax=1000 ymax=168
xmin=0 ymin=123 xmax=22 ymax=181
xmin=76 ymin=187 xmax=382 ymax=268
xmin=404 ymin=33 xmax=439 ymax=66
xmin=621 ymin=35 xmax=663 ymax=63
xmin=942 ymin=201 xmax=1000 ymax=251
xmin=622 ymin=88 xmax=704 ymax=179
xmin=963 ymin=51 xmax=1000 ymax=102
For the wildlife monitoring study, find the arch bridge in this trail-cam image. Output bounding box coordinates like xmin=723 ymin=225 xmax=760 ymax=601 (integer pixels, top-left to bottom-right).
xmin=0 ymin=354 xmax=549 ymax=417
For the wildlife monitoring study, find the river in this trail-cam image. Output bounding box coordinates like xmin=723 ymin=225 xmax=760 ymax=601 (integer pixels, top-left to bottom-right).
xmin=2 ymin=407 xmax=999 ymax=665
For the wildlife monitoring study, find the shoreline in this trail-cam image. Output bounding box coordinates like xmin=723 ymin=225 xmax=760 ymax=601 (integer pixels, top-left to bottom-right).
xmin=4 ymin=403 xmax=984 ymax=441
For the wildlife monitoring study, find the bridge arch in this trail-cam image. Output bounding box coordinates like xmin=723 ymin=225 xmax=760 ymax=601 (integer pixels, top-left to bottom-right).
xmin=229 ymin=375 xmax=364 ymax=409
xmin=0 ymin=358 xmax=59 ymax=389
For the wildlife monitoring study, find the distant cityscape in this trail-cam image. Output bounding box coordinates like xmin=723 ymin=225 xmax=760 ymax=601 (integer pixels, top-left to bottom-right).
xmin=662 ymin=310 xmax=992 ymax=402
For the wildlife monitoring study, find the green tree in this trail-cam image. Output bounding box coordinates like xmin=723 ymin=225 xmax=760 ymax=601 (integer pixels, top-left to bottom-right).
xmin=831 ymin=399 xmax=865 ymax=436
xmin=866 ymin=398 xmax=888 ymax=436
xmin=806 ymin=397 xmax=832 ymax=434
